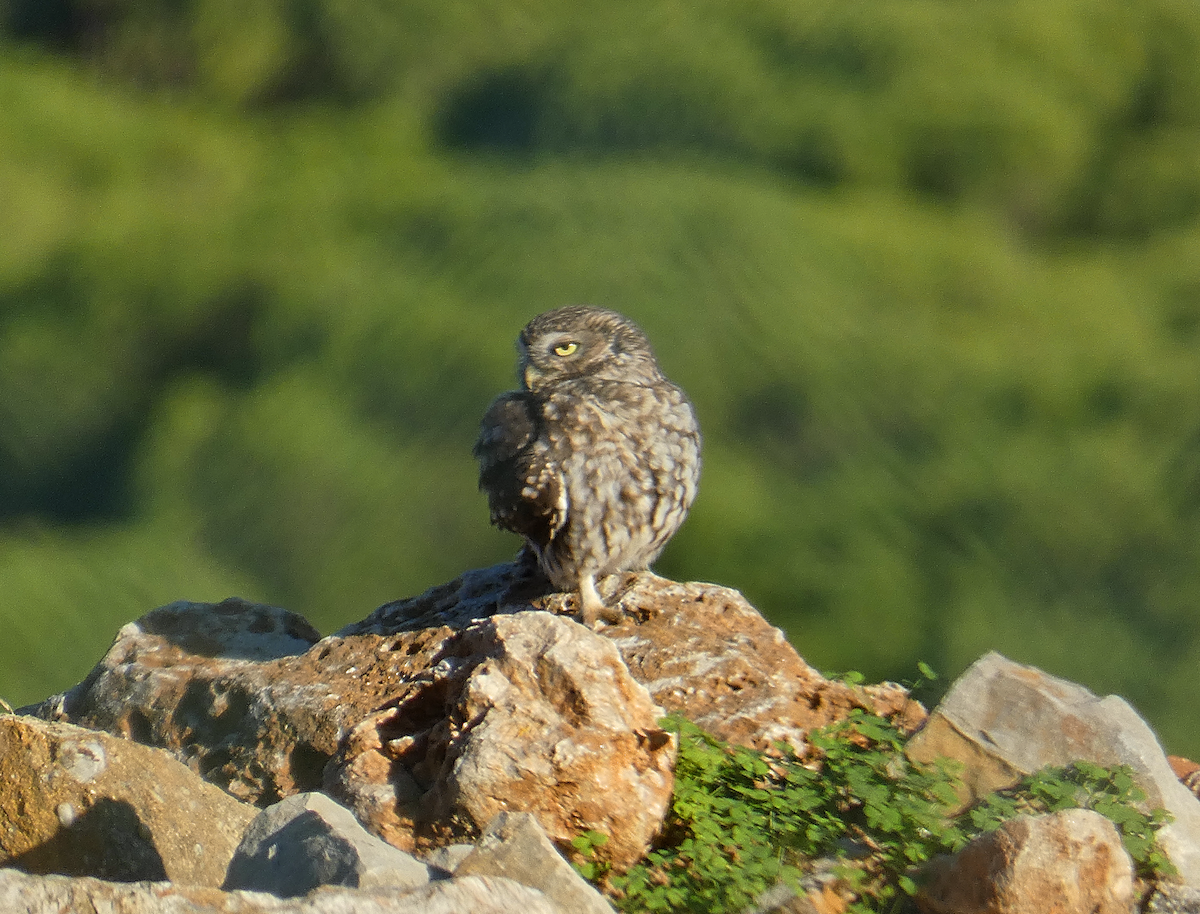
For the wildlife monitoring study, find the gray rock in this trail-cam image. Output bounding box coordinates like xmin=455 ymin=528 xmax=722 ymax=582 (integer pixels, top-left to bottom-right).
xmin=423 ymin=843 xmax=476 ymax=876
xmin=907 ymin=651 xmax=1200 ymax=887
xmin=0 ymin=869 xmax=560 ymax=913
xmin=743 ymin=858 xmax=850 ymax=914
xmin=456 ymin=811 xmax=614 ymax=914
xmin=224 ymin=792 xmax=433 ymax=897
xmin=743 ymin=881 xmax=821 ymax=914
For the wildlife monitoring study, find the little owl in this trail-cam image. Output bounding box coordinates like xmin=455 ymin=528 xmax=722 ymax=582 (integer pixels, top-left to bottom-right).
xmin=474 ymin=306 xmax=702 ymax=625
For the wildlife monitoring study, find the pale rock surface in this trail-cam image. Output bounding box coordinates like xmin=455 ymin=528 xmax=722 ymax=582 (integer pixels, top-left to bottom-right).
xmin=906 ymin=651 xmax=1200 ymax=886
xmin=917 ymin=809 xmax=1135 ymax=914
xmin=422 ymin=843 xmax=475 ymax=875
xmin=0 ymin=715 xmax=255 ymax=886
xmin=327 ymin=612 xmax=675 ymax=871
xmin=124 ymin=597 xmax=322 ymax=660
xmin=26 ymin=566 xmax=919 ymax=867
xmin=455 ymin=812 xmax=613 ymax=914
xmin=0 ymin=869 xmax=561 ymax=914
xmin=224 ymin=792 xmax=433 ymax=896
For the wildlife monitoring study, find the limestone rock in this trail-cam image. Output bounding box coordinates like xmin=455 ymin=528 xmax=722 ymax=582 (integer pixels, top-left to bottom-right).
xmin=906 ymin=651 xmax=1200 ymax=886
xmin=917 ymin=809 xmax=1135 ymax=914
xmin=327 ymin=612 xmax=675 ymax=871
xmin=0 ymin=715 xmax=255 ymax=886
xmin=455 ymin=812 xmax=613 ymax=914
xmin=27 ymin=566 xmax=919 ymax=868
xmin=123 ymin=597 xmax=322 ymax=660
xmin=745 ymin=882 xmax=844 ymax=914
xmin=423 ymin=844 xmax=475 ymax=875
xmin=0 ymin=869 xmax=561 ymax=913
xmin=26 ymin=597 xmax=455 ymax=805
xmin=344 ymin=564 xmax=926 ymax=751
xmin=224 ymin=792 xmax=433 ymax=896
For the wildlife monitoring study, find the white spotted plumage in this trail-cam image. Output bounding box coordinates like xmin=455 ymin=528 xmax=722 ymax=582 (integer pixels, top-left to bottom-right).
xmin=474 ymin=306 xmax=701 ymax=625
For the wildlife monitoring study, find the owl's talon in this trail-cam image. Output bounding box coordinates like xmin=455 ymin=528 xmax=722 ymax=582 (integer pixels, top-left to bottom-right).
xmin=577 ymin=575 xmax=621 ymax=627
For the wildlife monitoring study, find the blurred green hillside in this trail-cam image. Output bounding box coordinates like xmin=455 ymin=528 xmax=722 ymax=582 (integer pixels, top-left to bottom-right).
xmin=3 ymin=0 xmax=1200 ymax=754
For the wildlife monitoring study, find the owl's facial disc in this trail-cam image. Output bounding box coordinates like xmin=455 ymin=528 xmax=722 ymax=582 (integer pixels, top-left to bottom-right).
xmin=524 ymin=333 xmax=587 ymax=389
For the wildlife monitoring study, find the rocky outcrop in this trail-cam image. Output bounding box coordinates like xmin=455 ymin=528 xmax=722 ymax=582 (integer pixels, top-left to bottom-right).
xmin=0 ymin=782 xmax=601 ymax=912
xmin=343 ymin=564 xmax=926 ymax=751
xmin=0 ymin=715 xmax=255 ymax=886
xmin=906 ymin=651 xmax=1200 ymax=886
xmin=12 ymin=568 xmax=1199 ymax=913
xmin=918 ymin=809 xmax=1136 ymax=914
xmin=25 ymin=565 xmax=918 ymax=870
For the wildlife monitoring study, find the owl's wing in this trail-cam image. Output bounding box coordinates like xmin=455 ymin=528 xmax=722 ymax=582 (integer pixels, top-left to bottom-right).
xmin=473 ymin=391 xmax=564 ymax=550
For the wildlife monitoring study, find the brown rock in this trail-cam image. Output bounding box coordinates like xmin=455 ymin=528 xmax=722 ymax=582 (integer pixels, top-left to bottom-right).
xmin=27 ymin=598 xmax=456 ymax=805
xmin=27 ymin=564 xmax=919 ymax=867
xmin=346 ymin=564 xmax=926 ymax=752
xmin=328 ymin=612 xmax=675 ymax=871
xmin=918 ymin=809 xmax=1135 ymax=914
xmin=0 ymin=715 xmax=255 ymax=886
xmin=589 ymin=573 xmax=924 ymax=749
xmin=1171 ymin=756 xmax=1200 ymax=800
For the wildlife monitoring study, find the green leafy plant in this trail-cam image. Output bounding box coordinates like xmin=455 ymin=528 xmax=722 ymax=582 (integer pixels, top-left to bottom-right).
xmin=570 ymin=829 xmax=612 ymax=882
xmin=605 ymin=709 xmax=963 ymax=913
xmin=959 ymin=759 xmax=1176 ymax=878
xmin=587 ymin=699 xmax=1176 ymax=913
xmin=605 ymin=715 xmax=805 ymax=913
xmin=801 ymin=709 xmax=964 ymax=911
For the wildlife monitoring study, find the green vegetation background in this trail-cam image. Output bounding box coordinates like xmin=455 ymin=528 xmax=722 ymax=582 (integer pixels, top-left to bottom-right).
xmin=3 ymin=0 xmax=1200 ymax=754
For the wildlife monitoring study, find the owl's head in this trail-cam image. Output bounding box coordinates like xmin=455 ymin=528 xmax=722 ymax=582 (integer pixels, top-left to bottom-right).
xmin=517 ymin=306 xmax=663 ymax=392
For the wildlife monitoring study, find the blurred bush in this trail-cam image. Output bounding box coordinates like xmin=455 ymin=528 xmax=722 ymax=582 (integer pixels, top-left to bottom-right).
xmin=2 ymin=1 xmax=1200 ymax=758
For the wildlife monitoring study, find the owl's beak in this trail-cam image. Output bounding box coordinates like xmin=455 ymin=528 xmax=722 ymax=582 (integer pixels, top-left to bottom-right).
xmin=523 ymin=364 xmax=542 ymax=390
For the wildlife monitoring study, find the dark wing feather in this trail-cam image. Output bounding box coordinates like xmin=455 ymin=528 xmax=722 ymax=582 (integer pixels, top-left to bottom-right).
xmin=473 ymin=391 xmax=563 ymax=550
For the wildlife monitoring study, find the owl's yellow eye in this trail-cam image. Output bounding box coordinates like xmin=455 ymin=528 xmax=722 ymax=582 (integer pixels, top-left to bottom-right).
xmin=553 ymin=341 xmax=579 ymax=357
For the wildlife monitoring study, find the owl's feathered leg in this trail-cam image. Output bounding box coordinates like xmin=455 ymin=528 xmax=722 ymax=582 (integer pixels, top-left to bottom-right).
xmin=578 ymin=573 xmax=623 ymax=627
